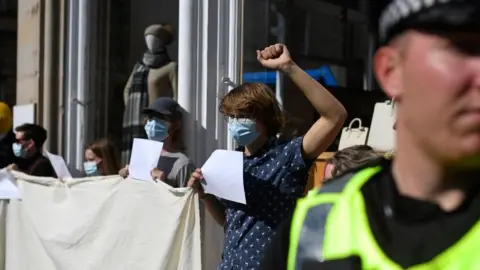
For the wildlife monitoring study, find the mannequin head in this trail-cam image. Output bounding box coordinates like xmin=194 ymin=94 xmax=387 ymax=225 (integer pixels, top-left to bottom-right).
xmin=144 ymin=24 xmax=174 ymax=53
xmin=145 ymin=35 xmax=162 ymax=52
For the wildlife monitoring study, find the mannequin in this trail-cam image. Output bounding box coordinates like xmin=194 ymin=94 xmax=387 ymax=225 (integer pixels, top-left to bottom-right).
xmin=121 ymin=24 xmax=178 ymax=163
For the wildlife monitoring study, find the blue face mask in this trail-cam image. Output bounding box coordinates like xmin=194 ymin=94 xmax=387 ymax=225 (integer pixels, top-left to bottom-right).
xmin=83 ymin=161 xmax=99 ymax=176
xmin=228 ymin=118 xmax=260 ymax=146
xmin=12 ymin=143 xmax=25 ymax=158
xmin=144 ymin=118 xmax=170 ymax=142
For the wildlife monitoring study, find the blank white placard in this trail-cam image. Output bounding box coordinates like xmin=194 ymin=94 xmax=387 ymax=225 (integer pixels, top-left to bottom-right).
xmin=201 ymin=150 xmax=245 ymax=204
xmin=129 ymin=138 xmax=163 ymax=182
xmin=46 ymin=152 xmax=73 ymax=179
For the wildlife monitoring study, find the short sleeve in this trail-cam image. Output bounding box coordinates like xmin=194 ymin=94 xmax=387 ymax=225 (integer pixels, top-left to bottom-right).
xmin=284 ymin=136 xmax=314 ymax=173
xmin=175 ymin=162 xmax=196 ymax=187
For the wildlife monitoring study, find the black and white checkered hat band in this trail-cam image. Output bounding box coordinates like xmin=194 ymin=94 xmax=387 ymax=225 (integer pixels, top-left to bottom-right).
xmin=379 ymin=0 xmax=458 ymax=41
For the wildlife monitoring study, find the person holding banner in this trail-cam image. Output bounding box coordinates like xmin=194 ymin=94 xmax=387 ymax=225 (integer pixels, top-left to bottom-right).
xmin=84 ymin=138 xmax=121 ymax=176
xmin=7 ymin=123 xmax=56 ymax=178
xmin=188 ymin=44 xmax=347 ymax=269
xmin=119 ymin=97 xmax=195 ymax=187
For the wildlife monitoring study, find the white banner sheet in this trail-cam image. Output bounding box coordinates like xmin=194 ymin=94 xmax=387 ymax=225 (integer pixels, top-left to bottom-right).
xmin=0 ymin=172 xmax=202 ymax=270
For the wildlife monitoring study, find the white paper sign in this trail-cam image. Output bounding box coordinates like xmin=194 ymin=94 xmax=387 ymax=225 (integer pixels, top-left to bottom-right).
xmin=201 ymin=150 xmax=245 ymax=204
xmin=0 ymin=169 xmax=20 ymax=199
xmin=129 ymin=138 xmax=163 ymax=182
xmin=46 ymin=152 xmax=73 ymax=179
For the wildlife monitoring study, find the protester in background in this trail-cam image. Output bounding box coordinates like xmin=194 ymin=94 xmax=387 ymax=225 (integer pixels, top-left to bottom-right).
xmin=119 ymin=97 xmax=195 ymax=188
xmin=84 ymin=138 xmax=121 ymax=176
xmin=7 ymin=123 xmax=56 ymax=177
xmin=323 ymin=145 xmax=380 ymax=181
xmin=262 ymin=0 xmax=480 ymax=269
xmin=0 ymin=102 xmax=15 ymax=169
xmin=188 ymin=44 xmax=346 ymax=269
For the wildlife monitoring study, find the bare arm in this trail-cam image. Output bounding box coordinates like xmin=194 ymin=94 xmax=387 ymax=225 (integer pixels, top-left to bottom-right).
xmin=200 ymin=195 xmax=226 ymax=226
xmin=188 ymin=169 xmax=226 ymax=226
xmin=283 ymin=64 xmax=347 ymax=159
xmin=257 ymin=44 xmax=347 ymax=159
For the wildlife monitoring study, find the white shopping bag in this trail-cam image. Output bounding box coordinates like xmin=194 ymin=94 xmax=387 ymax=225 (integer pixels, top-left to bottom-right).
xmin=367 ymin=100 xmax=396 ymax=151
xmin=338 ymin=118 xmax=369 ymax=150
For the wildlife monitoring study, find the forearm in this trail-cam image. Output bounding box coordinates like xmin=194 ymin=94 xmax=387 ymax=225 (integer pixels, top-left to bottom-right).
xmin=200 ymin=195 xmax=226 ymax=226
xmin=282 ymin=63 xmax=346 ymax=119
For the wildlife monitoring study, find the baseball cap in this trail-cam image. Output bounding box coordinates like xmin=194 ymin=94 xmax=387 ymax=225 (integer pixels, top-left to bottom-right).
xmin=370 ymin=0 xmax=480 ymax=43
xmin=0 ymin=102 xmax=12 ymax=133
xmin=141 ymin=97 xmax=182 ymax=119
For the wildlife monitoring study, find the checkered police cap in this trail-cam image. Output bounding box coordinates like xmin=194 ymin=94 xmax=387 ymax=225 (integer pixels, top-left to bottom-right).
xmin=369 ymin=0 xmax=480 ymax=43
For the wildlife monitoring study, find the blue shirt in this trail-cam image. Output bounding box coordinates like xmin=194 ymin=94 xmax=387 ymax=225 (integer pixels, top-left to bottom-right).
xmin=218 ymin=136 xmax=313 ymax=270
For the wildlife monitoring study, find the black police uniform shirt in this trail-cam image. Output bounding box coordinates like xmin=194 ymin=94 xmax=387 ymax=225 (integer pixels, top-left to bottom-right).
xmin=260 ymin=159 xmax=480 ymax=270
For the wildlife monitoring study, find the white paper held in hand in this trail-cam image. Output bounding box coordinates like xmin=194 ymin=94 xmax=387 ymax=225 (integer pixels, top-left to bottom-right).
xmin=0 ymin=169 xmax=20 ymax=199
xmin=46 ymin=152 xmax=73 ymax=179
xmin=201 ymin=150 xmax=246 ymax=204
xmin=129 ymin=138 xmax=163 ymax=182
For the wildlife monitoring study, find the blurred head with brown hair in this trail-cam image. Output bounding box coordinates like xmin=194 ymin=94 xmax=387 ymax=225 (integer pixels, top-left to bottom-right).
xmin=84 ymin=138 xmax=121 ymax=176
xmin=219 ymin=83 xmax=285 ymax=146
xmin=324 ymin=145 xmax=380 ymax=180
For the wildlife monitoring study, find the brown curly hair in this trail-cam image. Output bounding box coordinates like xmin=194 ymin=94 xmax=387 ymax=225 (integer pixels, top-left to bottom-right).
xmin=219 ymin=83 xmax=286 ymax=137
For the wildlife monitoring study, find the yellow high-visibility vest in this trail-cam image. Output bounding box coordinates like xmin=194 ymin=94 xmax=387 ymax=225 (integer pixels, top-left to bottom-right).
xmin=288 ymin=166 xmax=480 ymax=270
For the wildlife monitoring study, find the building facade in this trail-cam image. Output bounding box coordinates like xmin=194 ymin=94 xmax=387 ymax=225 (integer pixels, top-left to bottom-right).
xmin=11 ymin=0 xmax=382 ymax=167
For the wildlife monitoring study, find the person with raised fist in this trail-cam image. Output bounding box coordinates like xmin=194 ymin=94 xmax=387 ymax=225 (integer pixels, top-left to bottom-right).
xmin=188 ymin=44 xmax=346 ymax=269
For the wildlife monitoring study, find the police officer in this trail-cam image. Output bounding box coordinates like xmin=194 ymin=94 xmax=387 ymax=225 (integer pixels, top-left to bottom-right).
xmin=261 ymin=0 xmax=480 ymax=269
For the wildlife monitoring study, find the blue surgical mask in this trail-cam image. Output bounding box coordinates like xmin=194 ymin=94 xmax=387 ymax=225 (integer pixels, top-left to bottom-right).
xmin=228 ymin=118 xmax=260 ymax=146
xmin=12 ymin=143 xmax=25 ymax=158
xmin=144 ymin=118 xmax=170 ymax=142
xmin=83 ymin=161 xmax=99 ymax=176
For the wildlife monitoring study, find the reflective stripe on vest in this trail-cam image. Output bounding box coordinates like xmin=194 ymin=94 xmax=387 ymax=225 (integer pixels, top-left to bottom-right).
xmin=288 ymin=166 xmax=480 ymax=270
xmin=288 ymin=167 xmax=380 ymax=270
